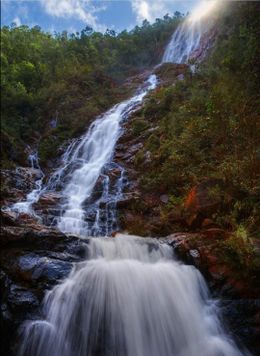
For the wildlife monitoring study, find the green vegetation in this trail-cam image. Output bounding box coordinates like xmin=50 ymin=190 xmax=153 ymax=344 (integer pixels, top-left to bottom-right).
xmin=132 ymin=2 xmax=259 ymax=236
xmin=221 ymin=225 xmax=255 ymax=271
xmin=0 ymin=2 xmax=259 ymax=267
xmin=1 ymin=14 xmax=182 ymax=167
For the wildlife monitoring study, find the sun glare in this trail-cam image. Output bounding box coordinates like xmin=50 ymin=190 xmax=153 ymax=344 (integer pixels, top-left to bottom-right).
xmin=189 ymin=1 xmax=218 ymax=22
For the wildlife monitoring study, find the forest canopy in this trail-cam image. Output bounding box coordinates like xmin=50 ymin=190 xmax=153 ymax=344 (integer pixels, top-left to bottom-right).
xmin=1 ymin=13 xmax=182 ymax=165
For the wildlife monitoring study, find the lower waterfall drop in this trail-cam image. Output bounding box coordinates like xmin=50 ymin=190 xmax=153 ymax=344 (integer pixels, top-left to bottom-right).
xmin=18 ymin=235 xmax=246 ymax=356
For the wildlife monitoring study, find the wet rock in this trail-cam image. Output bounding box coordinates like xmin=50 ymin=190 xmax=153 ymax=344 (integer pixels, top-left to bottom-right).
xmin=33 ymin=192 xmax=62 ymax=209
xmin=220 ymin=299 xmax=260 ymax=355
xmin=190 ymin=26 xmax=218 ymax=63
xmin=0 ymin=221 xmax=88 ymax=355
xmin=17 ymin=213 xmax=39 ymax=226
xmin=189 ymin=249 xmax=200 ymax=259
xmin=17 ymin=254 xmax=72 ymax=284
xmin=1 ymin=168 xmax=42 ymax=209
xmin=0 ymin=210 xmax=18 ymax=226
xmin=0 ymin=225 xmax=87 ymax=252
xmin=160 ymin=194 xmax=169 ymax=204
xmin=144 ymin=150 xmax=152 ymax=164
xmin=116 ymin=193 xmax=139 ymax=209
xmin=117 ymin=143 xmax=143 ymax=163
xmin=2 ymin=168 xmax=39 ymax=192
xmin=8 ymin=285 xmax=39 ymax=312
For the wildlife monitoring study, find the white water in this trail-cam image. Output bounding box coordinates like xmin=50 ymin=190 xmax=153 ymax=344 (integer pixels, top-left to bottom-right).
xmin=162 ymin=1 xmax=217 ymax=64
xmin=10 ymin=2 xmax=214 ymax=230
xmin=57 ymin=75 xmax=156 ymax=236
xmin=16 ymin=4 xmax=249 ymax=356
xmin=11 ymin=152 xmax=44 ymax=216
xmin=162 ymin=20 xmax=203 ymax=63
xmin=18 ymin=235 xmax=246 ymax=356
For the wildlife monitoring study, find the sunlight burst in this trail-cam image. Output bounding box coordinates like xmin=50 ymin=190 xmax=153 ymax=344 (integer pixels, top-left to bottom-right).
xmin=189 ymin=1 xmax=218 ymax=22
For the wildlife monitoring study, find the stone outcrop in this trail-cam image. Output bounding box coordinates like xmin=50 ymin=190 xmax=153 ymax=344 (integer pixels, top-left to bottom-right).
xmin=164 ymin=231 xmax=260 ymax=354
xmin=0 ymin=221 xmax=88 ymax=355
xmin=154 ymin=63 xmax=189 ymax=86
xmin=0 ymin=168 xmax=42 ymax=208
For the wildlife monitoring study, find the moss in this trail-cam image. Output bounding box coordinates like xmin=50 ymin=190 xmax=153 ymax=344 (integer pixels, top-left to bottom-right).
xmin=146 ymin=134 xmax=160 ymax=151
xmin=134 ymin=150 xmax=145 ymax=166
xmin=132 ymin=118 xmax=149 ymax=136
xmin=220 ymin=225 xmax=255 ymax=271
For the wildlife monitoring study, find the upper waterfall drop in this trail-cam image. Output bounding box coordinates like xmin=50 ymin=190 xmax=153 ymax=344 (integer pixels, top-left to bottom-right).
xmin=162 ymin=20 xmax=203 ymax=64
xmin=162 ymin=1 xmax=218 ymax=64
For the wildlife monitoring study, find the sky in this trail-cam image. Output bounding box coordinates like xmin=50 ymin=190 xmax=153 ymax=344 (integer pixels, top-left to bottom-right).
xmin=1 ymin=0 xmax=200 ymax=34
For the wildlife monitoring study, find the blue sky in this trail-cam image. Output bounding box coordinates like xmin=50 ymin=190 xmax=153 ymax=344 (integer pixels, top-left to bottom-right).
xmin=1 ymin=0 xmax=200 ymax=34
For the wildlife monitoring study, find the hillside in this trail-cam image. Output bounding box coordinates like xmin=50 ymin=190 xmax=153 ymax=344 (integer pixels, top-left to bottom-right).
xmin=1 ymin=13 xmax=182 ymax=167
xmin=0 ymin=2 xmax=259 ymax=356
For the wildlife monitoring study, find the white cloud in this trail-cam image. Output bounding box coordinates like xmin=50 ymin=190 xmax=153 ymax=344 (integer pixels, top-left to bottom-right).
xmin=12 ymin=16 xmax=21 ymax=26
xmin=40 ymin=0 xmax=106 ymax=31
xmin=131 ymin=0 xmax=172 ymax=23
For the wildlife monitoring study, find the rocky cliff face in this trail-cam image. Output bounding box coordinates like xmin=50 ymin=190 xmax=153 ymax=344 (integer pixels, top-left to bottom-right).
xmin=0 ymin=213 xmax=88 ymax=355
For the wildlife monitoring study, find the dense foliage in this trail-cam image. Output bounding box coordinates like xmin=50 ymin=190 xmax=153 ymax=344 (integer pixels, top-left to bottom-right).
xmin=1 ymin=13 xmax=182 ymax=166
xmin=1 ymin=3 xmax=259 ymax=239
xmin=131 ymin=2 xmax=259 ymax=240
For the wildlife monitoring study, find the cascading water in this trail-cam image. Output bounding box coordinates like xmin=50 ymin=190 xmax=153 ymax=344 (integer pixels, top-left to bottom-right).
xmin=162 ymin=1 xmax=218 ymax=64
xmin=16 ymin=4 xmax=249 ymax=356
xmin=56 ymin=74 xmax=156 ymax=236
xmin=18 ymin=235 xmax=247 ymax=356
xmin=162 ymin=20 xmax=203 ymax=63
xmin=11 ymin=151 xmax=44 ymax=216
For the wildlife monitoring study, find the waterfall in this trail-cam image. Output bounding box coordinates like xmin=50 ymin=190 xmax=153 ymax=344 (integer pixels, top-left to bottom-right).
xmin=11 ymin=151 xmax=44 ymax=216
xmin=9 ymin=76 xmax=156 ymax=236
xmin=162 ymin=20 xmax=203 ymax=63
xmin=10 ymin=3 xmax=215 ymax=231
xmin=162 ymin=1 xmax=218 ymax=64
xmin=56 ymin=75 xmax=156 ymax=236
xmin=15 ymin=4 xmax=249 ymax=356
xmin=18 ymin=235 xmax=246 ymax=356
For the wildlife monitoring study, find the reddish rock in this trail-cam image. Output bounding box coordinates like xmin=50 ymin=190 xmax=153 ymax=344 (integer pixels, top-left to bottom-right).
xmin=143 ymin=194 xmax=160 ymax=209
xmin=18 ymin=213 xmax=37 ymax=225
xmin=201 ymin=218 xmax=215 ymax=228
xmin=190 ymin=26 xmax=218 ymax=63
xmin=0 ymin=210 xmax=38 ymax=227
xmin=170 ymin=231 xmax=258 ymax=298
xmin=184 ymin=178 xmax=228 ymax=227
xmin=116 ymin=193 xmax=139 ymax=209
xmin=34 ymin=192 xmax=61 ymax=208
xmin=202 ymin=228 xmax=229 ymax=240
xmin=0 ymin=210 xmax=18 ymax=226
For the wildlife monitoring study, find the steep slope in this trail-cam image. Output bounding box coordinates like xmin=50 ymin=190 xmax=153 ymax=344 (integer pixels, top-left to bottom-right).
xmin=0 ymin=2 xmax=259 ymax=356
